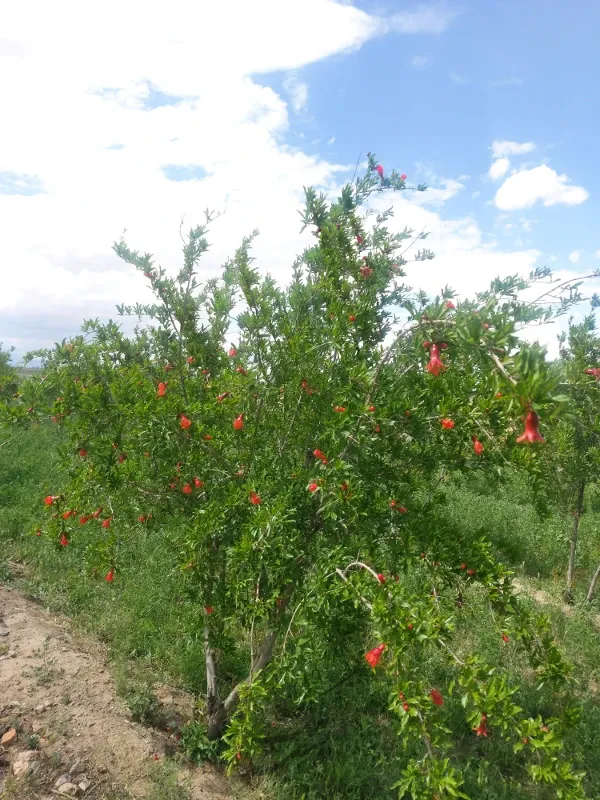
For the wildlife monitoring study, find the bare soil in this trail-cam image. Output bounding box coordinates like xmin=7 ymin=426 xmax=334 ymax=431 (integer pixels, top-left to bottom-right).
xmin=0 ymin=583 xmax=230 ymax=800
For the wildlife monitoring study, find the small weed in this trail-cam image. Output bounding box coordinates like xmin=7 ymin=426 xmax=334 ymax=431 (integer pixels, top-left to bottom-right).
xmin=148 ymin=760 xmax=191 ymax=800
xmin=24 ymin=733 xmax=40 ymax=749
xmin=117 ymin=672 xmax=165 ymax=727
xmin=60 ymin=692 xmax=71 ymax=705
xmin=180 ymin=721 xmax=223 ymax=764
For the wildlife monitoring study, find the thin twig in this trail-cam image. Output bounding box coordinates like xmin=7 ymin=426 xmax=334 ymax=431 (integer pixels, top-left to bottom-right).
xmin=488 ymin=350 xmax=517 ymax=387
xmin=335 ymin=567 xmax=373 ymax=611
xmin=528 ymin=272 xmax=598 ymax=307
xmin=437 ymin=638 xmax=465 ymax=666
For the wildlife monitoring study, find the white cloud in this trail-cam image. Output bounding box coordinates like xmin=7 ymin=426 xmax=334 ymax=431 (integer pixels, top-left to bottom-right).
xmin=327 ymin=136 xmax=336 ymax=145
xmin=0 ymin=0 xmax=541 ymax=366
xmin=386 ymin=5 xmax=459 ymax=34
xmin=449 ymin=71 xmax=470 ymax=85
xmin=283 ymin=73 xmax=309 ymax=113
xmin=488 ymin=158 xmax=510 ymax=181
xmin=568 ymin=250 xmax=581 ymax=263
xmin=494 ymin=165 xmax=589 ymax=211
xmin=409 ymin=54 xmax=430 ymax=68
xmin=411 ymin=177 xmax=465 ymax=206
xmin=491 ymin=140 xmax=536 ymax=158
xmin=471 ymin=190 xmax=480 ymax=199
xmin=369 ymin=193 xmax=542 ymax=305
xmin=595 ymin=249 xmax=600 ymax=259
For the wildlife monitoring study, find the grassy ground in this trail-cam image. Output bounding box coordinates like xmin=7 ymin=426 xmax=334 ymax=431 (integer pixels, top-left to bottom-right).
xmin=2 ymin=424 xmax=600 ymax=798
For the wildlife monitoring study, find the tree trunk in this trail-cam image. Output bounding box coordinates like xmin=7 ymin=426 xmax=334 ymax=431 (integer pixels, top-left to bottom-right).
xmin=205 ymin=583 xmax=294 ymax=740
xmin=587 ymin=563 xmax=600 ymax=603
xmin=565 ymin=480 xmax=585 ymax=603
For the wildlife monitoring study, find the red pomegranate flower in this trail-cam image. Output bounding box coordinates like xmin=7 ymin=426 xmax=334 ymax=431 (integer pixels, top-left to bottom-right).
xmin=365 ymin=643 xmax=386 ymax=667
xmin=516 ymin=410 xmax=545 ymax=444
xmin=194 ymin=477 xmax=204 ymax=488
xmin=101 ymin=518 xmax=111 ymax=529
xmin=400 ymin=173 xmax=407 ymax=181
xmin=474 ymin=713 xmax=489 ymax=737
xmin=367 ymin=405 xmax=376 ymax=412
xmin=36 ymin=529 xmax=42 ymax=536
xmin=377 ymin=573 xmax=386 ymax=584
xmin=157 ymin=382 xmax=167 ymax=397
xmin=182 ymin=483 xmax=193 ymax=495
xmin=375 ymin=164 xmax=384 ymax=178
xmin=340 ymin=481 xmax=349 ymax=492
xmin=60 ymin=534 xmax=69 ymax=547
xmin=308 ymin=482 xmax=319 ymax=493
xmin=118 ymin=454 xmax=127 ymax=463
xmin=79 ymin=515 xmax=91 ymax=525
xmin=233 ymin=414 xmax=244 ymax=430
xmin=446 ymin=300 xmax=455 ymax=309
xmin=426 ymin=344 xmax=446 ymax=376
xmin=472 ymin=436 xmax=484 ymax=455
xmin=92 ymin=508 xmax=103 ymax=518
xmin=356 ymin=234 xmax=363 ymax=245
xmin=441 ymin=418 xmax=455 ymax=429
xmin=313 ymin=448 xmax=328 ymax=464
xmin=228 ymin=347 xmax=237 ymax=357
xmin=348 ymin=314 xmax=356 ymax=322
xmin=79 ymin=448 xmax=88 ymax=458
xmin=179 ymin=415 xmax=191 ymax=430
xmin=430 ymin=689 xmax=444 ymax=706
xmin=216 ymin=392 xmax=230 ymax=403
xmin=236 ymin=365 xmax=248 ymax=376
xmin=202 ymin=369 xmax=210 ymax=376
xmin=249 ymin=491 xmax=261 ymax=505
xmin=584 ymin=368 xmax=600 ymax=380
xmin=62 ymin=510 xmax=74 ymax=520
xmin=402 ymin=701 xmax=410 ymax=712
xmin=360 ymin=265 xmax=374 ymax=278
xmin=105 ymin=569 xmax=114 ymax=583
xmin=204 ymin=606 xmax=214 ymax=615
xmin=502 ymin=633 xmax=509 ymax=643
xmin=138 ymin=515 xmax=147 ymax=523
xmin=44 ymin=495 xmax=54 ymax=506
xmin=187 ymin=356 xmax=195 ymax=365
xmin=333 ymin=406 xmax=346 ymax=413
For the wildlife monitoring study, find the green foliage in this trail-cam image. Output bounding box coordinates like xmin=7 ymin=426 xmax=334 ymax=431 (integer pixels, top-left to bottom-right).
xmin=2 ymin=156 xmax=597 ymax=798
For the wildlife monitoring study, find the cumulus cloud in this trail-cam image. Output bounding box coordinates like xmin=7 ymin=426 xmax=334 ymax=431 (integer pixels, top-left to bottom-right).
xmin=568 ymin=250 xmax=581 ymax=263
xmin=491 ymin=140 xmax=536 ymax=158
xmin=494 ymin=165 xmax=589 ymax=211
xmin=0 ymin=0 xmax=543 ymax=365
xmin=488 ymin=158 xmax=510 ymax=181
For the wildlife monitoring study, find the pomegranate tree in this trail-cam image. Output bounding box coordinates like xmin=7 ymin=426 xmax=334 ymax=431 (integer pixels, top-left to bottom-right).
xmin=4 ymin=156 xmax=591 ymax=798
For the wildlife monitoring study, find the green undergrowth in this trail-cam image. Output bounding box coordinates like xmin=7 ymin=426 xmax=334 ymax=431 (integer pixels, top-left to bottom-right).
xmin=2 ymin=425 xmax=600 ymax=798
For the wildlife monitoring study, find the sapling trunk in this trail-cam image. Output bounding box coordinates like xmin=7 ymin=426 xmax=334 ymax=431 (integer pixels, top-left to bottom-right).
xmin=205 ymin=584 xmax=294 ymax=740
xmin=565 ymin=480 xmax=585 ymax=602
xmin=587 ymin=563 xmax=600 ymax=603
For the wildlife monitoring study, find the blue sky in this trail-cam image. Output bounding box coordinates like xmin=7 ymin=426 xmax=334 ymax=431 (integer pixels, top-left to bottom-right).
xmin=1 ymin=0 xmax=599 ymax=362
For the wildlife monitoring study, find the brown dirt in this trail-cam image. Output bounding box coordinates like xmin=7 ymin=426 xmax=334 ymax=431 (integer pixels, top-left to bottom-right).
xmin=0 ymin=583 xmax=230 ymax=800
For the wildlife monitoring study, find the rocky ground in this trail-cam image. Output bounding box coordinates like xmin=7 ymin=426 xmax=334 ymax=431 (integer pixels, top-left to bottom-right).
xmin=0 ymin=584 xmax=230 ymax=800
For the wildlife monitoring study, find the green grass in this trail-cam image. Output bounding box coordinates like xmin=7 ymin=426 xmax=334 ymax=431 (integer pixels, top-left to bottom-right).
xmin=3 ymin=425 xmax=600 ymax=798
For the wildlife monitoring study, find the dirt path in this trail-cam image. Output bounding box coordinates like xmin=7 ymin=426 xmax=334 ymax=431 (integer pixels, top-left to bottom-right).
xmin=0 ymin=583 xmax=230 ymax=800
